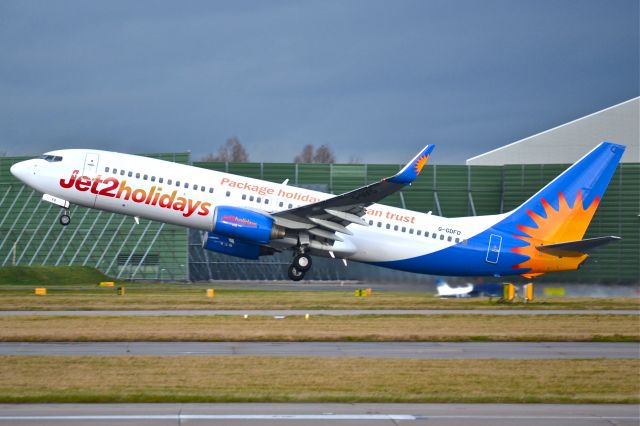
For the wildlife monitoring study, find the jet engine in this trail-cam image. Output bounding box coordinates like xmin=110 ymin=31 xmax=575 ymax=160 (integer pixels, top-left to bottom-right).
xmin=212 ymin=206 xmax=285 ymax=244
xmin=202 ymin=233 xmax=275 ymax=260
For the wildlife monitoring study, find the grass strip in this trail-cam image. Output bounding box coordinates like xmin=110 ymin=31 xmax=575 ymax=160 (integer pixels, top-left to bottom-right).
xmin=0 ymin=287 xmax=638 ymax=310
xmin=0 ymin=314 xmax=637 ymax=342
xmin=0 ymin=266 xmax=111 ymax=286
xmin=0 ymin=356 xmax=637 ymax=403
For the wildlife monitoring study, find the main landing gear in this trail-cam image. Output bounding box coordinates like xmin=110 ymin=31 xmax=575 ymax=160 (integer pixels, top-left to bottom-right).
xmin=287 ymin=251 xmax=312 ymax=281
xmin=59 ymin=209 xmax=71 ymax=226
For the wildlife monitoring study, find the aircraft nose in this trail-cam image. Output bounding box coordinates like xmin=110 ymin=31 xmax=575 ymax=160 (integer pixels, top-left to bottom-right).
xmin=10 ymin=161 xmax=32 ymax=182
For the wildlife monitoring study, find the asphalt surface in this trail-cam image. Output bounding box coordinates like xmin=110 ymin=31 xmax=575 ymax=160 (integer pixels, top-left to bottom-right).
xmin=1 ymin=341 xmax=638 ymax=359
xmin=1 ymin=309 xmax=637 ymax=316
xmin=0 ymin=404 xmax=638 ymax=426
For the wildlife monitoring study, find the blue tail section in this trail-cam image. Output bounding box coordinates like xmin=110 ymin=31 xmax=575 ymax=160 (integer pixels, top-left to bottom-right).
xmin=497 ymin=142 xmax=625 ymax=233
xmin=371 ymin=141 xmax=626 ymax=278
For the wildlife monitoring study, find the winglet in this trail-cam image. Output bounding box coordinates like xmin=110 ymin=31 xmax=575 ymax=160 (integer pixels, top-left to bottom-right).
xmin=386 ymin=145 xmax=435 ymax=184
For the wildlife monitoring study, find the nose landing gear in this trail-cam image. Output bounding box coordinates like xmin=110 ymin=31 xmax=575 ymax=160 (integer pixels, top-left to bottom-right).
xmin=59 ymin=209 xmax=71 ymax=226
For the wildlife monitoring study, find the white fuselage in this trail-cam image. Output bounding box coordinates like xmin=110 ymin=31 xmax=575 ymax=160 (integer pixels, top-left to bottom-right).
xmin=10 ymin=149 xmax=507 ymax=264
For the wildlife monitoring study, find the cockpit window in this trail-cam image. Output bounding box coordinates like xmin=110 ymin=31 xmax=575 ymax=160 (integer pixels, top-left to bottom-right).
xmin=40 ymin=155 xmax=63 ymax=162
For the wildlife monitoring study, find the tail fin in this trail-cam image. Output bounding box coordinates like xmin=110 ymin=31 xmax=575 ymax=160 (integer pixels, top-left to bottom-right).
xmin=498 ymin=142 xmax=625 ymax=277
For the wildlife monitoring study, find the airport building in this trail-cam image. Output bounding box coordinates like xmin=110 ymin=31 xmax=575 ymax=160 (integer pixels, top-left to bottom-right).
xmin=0 ymin=98 xmax=637 ymax=283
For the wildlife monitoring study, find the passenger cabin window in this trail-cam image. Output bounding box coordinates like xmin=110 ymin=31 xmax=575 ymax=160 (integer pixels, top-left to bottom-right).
xmin=135 ymin=173 xmax=140 ymax=178
xmin=120 ymin=170 xmax=125 ymax=176
xmin=386 ymin=224 xmax=390 ymax=229
xmin=440 ymin=235 xmax=445 ymax=240
xmin=401 ymin=227 xmax=406 ymax=232
xmin=377 ymin=222 xmax=382 ymax=227
xmin=167 ymin=179 xmax=172 ymax=185
xmin=455 ymin=238 xmax=461 ymax=243
xmin=242 ymin=194 xmax=247 ymax=200
xmin=226 ymin=191 xmax=231 ymax=197
xmin=151 ymin=176 xmax=156 ymax=182
xmin=159 ymin=177 xmax=163 ymax=183
xmin=264 ymin=198 xmax=269 ymax=204
xmin=257 ymin=197 xmax=261 ymax=203
xmin=193 ymin=184 xmax=198 ymax=190
xmin=112 ymin=168 xmax=117 ymax=174
xmin=409 ymin=229 xmax=414 ymax=234
xmin=417 ymin=230 xmax=421 ymax=236
xmin=394 ymin=225 xmax=399 ymax=231
xmin=249 ymin=196 xmax=254 ymax=202
xmin=288 ymin=203 xmax=293 ymax=208
xmin=176 ymin=181 xmax=180 ymax=187
xmin=369 ymin=220 xmax=374 ymax=225
xmin=128 ymin=171 xmax=133 ymax=177
xmin=105 ymin=167 xmax=110 ymax=172
xmin=447 ymin=236 xmax=452 ymax=242
xmin=279 ymin=202 xmax=284 ymax=207
xmin=209 ymin=188 xmax=213 ymax=193
xmin=201 ymin=187 xmax=205 ymax=192
xmin=432 ymin=233 xmax=437 ymax=239
xmin=143 ymin=174 xmax=148 ymax=180
xmin=184 ymin=182 xmax=188 ymax=188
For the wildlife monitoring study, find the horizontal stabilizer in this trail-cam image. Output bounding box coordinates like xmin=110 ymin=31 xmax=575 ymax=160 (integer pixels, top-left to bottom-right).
xmin=536 ymin=236 xmax=620 ymax=257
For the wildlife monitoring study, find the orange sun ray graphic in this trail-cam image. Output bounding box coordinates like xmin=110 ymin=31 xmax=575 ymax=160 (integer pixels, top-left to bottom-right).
xmin=414 ymin=154 xmax=429 ymax=175
xmin=511 ymin=191 xmax=600 ymax=277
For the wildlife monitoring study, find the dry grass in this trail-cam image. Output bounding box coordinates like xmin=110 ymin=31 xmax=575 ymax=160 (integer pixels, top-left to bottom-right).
xmin=0 ymin=314 xmax=637 ymax=342
xmin=0 ymin=356 xmax=636 ymax=403
xmin=0 ymin=286 xmax=638 ymax=310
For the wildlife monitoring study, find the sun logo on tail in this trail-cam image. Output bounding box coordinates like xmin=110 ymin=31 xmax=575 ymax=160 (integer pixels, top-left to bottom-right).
xmin=414 ymin=154 xmax=429 ymax=175
xmin=511 ymin=191 xmax=600 ymax=277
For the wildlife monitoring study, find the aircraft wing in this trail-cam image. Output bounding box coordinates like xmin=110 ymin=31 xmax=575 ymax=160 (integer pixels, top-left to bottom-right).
xmin=536 ymin=236 xmax=620 ymax=257
xmin=271 ymin=145 xmax=435 ymax=243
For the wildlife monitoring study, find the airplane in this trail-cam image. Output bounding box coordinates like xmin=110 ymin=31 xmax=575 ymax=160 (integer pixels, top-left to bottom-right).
xmin=435 ymin=279 xmax=474 ymax=298
xmin=436 ymin=279 xmax=503 ymax=298
xmin=10 ymin=141 xmax=624 ymax=281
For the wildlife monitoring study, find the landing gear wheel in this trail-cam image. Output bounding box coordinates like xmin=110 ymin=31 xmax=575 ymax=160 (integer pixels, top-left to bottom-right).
xmin=59 ymin=214 xmax=71 ymax=226
xmin=293 ymin=254 xmax=312 ymax=272
xmin=287 ymin=265 xmax=305 ymax=281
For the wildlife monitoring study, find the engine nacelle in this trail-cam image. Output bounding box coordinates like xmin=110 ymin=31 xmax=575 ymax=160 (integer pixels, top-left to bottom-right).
xmin=202 ymin=233 xmax=275 ymax=260
xmin=212 ymin=206 xmax=285 ymax=244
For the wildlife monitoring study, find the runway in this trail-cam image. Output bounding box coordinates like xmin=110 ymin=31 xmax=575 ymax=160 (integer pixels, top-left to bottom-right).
xmin=1 ymin=341 xmax=637 ymax=359
xmin=1 ymin=309 xmax=637 ymax=316
xmin=0 ymin=403 xmax=637 ymax=426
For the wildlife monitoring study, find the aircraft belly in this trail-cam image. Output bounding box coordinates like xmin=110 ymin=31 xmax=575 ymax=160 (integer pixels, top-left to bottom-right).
xmin=369 ymin=230 xmax=530 ymax=277
xmin=92 ymin=195 xmax=214 ymax=230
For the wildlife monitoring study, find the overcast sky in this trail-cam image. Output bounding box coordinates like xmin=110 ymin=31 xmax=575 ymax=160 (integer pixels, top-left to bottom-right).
xmin=0 ymin=0 xmax=638 ymax=163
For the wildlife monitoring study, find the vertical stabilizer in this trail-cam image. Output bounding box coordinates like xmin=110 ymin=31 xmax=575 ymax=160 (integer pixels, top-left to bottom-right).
xmin=497 ymin=142 xmax=625 ymax=277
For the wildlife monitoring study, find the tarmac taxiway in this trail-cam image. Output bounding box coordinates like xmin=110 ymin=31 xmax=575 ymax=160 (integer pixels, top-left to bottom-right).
xmin=0 ymin=309 xmax=637 ymax=316
xmin=1 ymin=341 xmax=637 ymax=359
xmin=0 ymin=403 xmax=638 ymax=426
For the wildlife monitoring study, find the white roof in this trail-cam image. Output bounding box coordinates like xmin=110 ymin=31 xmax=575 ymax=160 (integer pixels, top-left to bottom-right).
xmin=466 ymin=97 xmax=639 ymax=165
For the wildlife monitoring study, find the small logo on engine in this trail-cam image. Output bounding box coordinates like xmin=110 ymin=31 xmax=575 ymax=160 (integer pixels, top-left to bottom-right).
xmin=221 ymin=215 xmax=257 ymax=228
